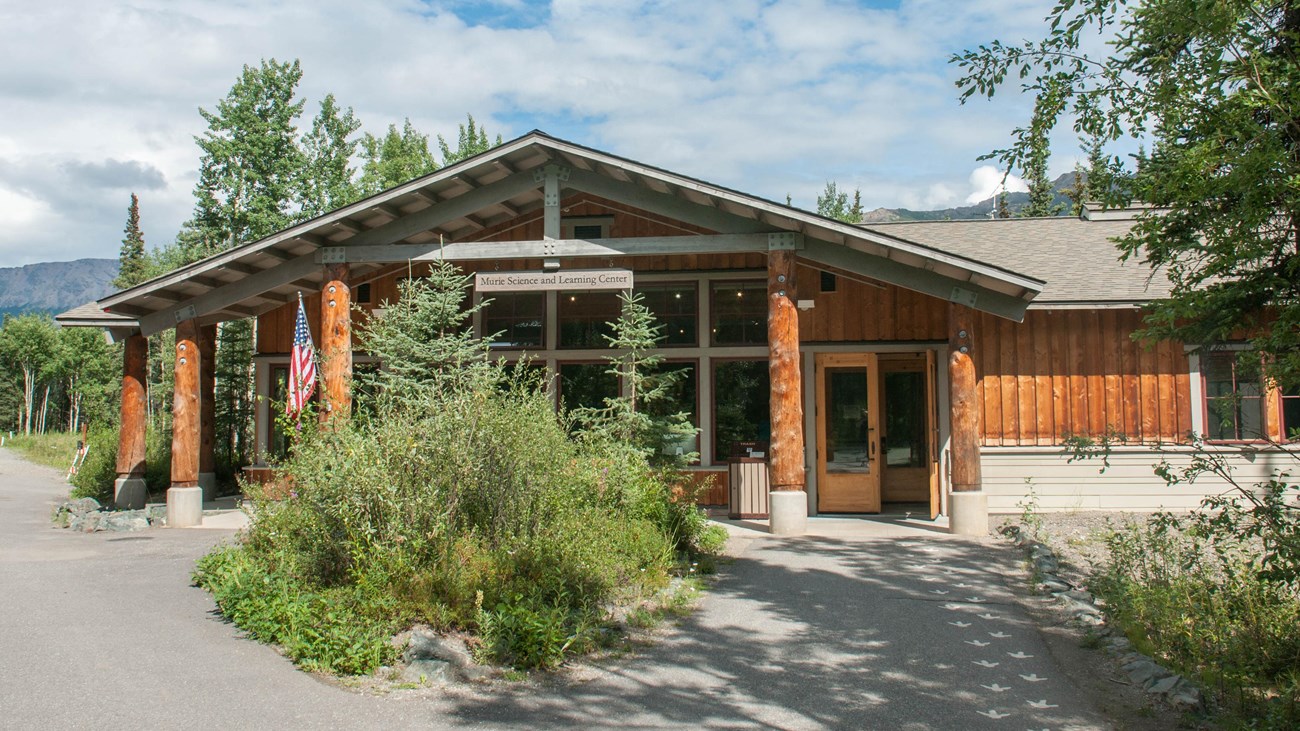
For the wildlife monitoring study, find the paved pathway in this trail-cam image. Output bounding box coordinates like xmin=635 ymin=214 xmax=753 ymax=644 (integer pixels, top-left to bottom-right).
xmin=0 ymin=447 xmax=1113 ymax=730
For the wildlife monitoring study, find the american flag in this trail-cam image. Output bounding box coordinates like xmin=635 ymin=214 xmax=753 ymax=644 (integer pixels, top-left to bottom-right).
xmin=287 ymin=296 xmax=316 ymax=419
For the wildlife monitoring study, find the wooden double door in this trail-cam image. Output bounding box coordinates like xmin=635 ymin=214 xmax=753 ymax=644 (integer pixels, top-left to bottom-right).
xmin=814 ymin=352 xmax=940 ymax=517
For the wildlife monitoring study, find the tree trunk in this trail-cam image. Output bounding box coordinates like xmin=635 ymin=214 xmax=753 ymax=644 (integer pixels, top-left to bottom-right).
xmin=22 ymin=366 xmax=34 ymax=435
xmin=38 ymin=384 xmax=50 ymax=434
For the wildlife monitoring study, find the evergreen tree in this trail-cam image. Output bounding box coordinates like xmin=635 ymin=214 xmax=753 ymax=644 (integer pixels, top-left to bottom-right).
xmin=114 ymin=193 xmax=148 ymax=289
xmin=1017 ymin=99 xmax=1064 ymax=217
xmin=574 ymin=292 xmax=697 ymax=466
xmin=437 ymin=114 xmax=502 ymax=167
xmin=357 ymin=119 xmax=437 ymax=195
xmin=300 ymin=94 xmax=362 ymax=217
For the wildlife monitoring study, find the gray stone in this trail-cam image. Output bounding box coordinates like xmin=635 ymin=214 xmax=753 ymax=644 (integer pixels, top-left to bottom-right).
xmin=1063 ymin=589 xmax=1095 ymax=603
xmin=1124 ymin=659 xmax=1161 ymax=685
xmin=146 ymin=506 xmax=167 ymax=526
xmin=1033 ymin=556 xmax=1060 ymax=573
xmin=400 ymin=658 xmax=451 ymax=685
xmin=1149 ymin=676 xmax=1181 ymax=694
xmin=1039 ymin=578 xmax=1071 ymax=593
xmin=101 ymin=511 xmax=149 ymax=532
xmin=1106 ymin=636 xmax=1132 ymax=652
xmin=1169 ymin=688 xmax=1202 ymax=709
xmin=70 ymin=497 xmax=101 ymax=514
xmin=404 ymin=630 xmax=491 ymax=682
xmin=77 ymin=513 xmax=103 ymax=532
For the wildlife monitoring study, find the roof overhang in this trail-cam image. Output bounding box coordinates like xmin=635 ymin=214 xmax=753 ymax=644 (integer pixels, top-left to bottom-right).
xmin=60 ymin=131 xmax=1044 ymax=334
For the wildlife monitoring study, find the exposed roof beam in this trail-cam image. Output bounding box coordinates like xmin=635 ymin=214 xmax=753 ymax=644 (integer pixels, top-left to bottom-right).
xmin=260 ymin=248 xmax=296 ymax=262
xmin=565 ymin=168 xmax=768 ymax=235
xmin=188 ymin=275 xmax=225 ymax=289
xmin=800 ymin=238 xmax=1030 ymax=322
xmin=297 ymin=233 xmax=332 ymax=248
xmin=334 ymin=218 xmax=365 ymax=234
xmin=225 ymin=262 xmax=262 ymax=276
xmin=375 ymin=203 xmax=404 ymax=219
xmin=326 ymin=233 xmax=772 ymax=264
xmin=137 ymin=170 xmax=541 ymax=335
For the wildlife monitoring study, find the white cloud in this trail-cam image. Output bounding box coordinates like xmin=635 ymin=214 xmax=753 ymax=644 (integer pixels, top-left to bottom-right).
xmin=965 ymin=165 xmax=1028 ymax=205
xmin=0 ymin=0 xmax=1071 ymax=266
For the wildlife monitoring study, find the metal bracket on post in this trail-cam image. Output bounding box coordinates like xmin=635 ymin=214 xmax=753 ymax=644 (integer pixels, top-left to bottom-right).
xmin=949 ymin=287 xmax=979 ymax=308
xmin=767 ymin=232 xmax=804 ymax=251
xmin=535 ymin=164 xmax=570 ymax=240
xmin=318 ymin=247 xmax=348 ymax=264
xmin=173 ymin=305 xmax=196 ymax=324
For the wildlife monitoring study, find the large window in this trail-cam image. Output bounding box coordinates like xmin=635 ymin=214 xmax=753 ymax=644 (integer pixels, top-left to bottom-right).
xmin=1203 ymin=352 xmax=1265 ymax=441
xmin=481 ymin=292 xmax=545 ymax=349
xmin=557 ymin=362 xmax=619 ymax=413
xmin=647 ymin=361 xmax=699 ymax=458
xmin=559 ymin=291 xmax=622 ymax=348
xmin=713 ymin=359 xmax=770 ymax=462
xmin=637 ymin=283 xmax=698 ymax=347
xmin=711 ymin=281 xmax=767 ymax=346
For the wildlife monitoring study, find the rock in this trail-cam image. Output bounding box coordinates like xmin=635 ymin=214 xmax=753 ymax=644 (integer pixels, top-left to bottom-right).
xmin=1063 ymin=589 xmax=1095 ymax=603
xmin=1149 ymin=676 xmax=1181 ymax=694
xmin=1106 ymin=636 xmax=1132 ymax=652
xmin=70 ymin=497 xmax=101 ymax=514
xmin=1039 ymin=577 xmax=1071 ymax=593
xmin=146 ymin=506 xmax=167 ymax=526
xmin=77 ymin=512 xmax=103 ymax=532
xmin=1124 ymin=659 xmax=1161 ymax=685
xmin=101 ymin=511 xmax=149 ymax=532
xmin=400 ymin=658 xmax=451 ymax=685
xmin=404 ymin=630 xmax=491 ymax=682
xmin=1169 ymin=687 xmax=1202 ymax=710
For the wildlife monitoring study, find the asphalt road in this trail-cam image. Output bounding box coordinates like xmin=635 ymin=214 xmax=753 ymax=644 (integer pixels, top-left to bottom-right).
xmin=0 ymin=447 xmax=1113 ymax=730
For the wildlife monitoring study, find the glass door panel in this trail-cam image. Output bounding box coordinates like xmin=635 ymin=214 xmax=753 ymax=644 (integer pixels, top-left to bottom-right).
xmin=824 ymin=367 xmax=871 ymax=473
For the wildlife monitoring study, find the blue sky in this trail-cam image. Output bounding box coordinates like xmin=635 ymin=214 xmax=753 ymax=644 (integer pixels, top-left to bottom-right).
xmin=0 ymin=0 xmax=1085 ymax=268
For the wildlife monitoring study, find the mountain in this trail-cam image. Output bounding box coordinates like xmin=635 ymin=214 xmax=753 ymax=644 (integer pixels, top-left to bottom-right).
xmin=0 ymin=259 xmax=119 ymax=318
xmin=862 ymin=172 xmax=1081 ymax=223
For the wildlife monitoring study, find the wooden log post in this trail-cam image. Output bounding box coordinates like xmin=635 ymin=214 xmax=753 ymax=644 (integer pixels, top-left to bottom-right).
xmin=767 ymin=246 xmax=807 ymax=535
xmin=319 ymin=263 xmax=352 ymax=425
xmin=947 ymin=303 xmax=987 ymax=536
xmin=198 ymin=323 xmax=217 ymax=502
xmin=113 ymin=333 xmax=148 ymax=510
xmin=168 ymin=319 xmax=203 ymax=527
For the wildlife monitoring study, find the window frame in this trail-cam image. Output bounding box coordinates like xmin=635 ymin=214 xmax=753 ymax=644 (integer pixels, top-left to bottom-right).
xmin=1199 ymin=349 xmax=1269 ymax=444
xmin=709 ymin=279 xmax=769 ymax=347
xmin=634 ymin=281 xmax=700 ymax=348
xmin=649 ymin=358 xmax=702 ymax=465
xmin=710 ymin=356 xmax=772 ymax=465
xmin=479 ymin=290 xmax=548 ymax=351
xmin=556 ymin=289 xmax=624 ymax=350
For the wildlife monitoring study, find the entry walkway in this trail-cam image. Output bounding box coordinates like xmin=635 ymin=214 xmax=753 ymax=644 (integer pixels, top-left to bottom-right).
xmin=0 ymin=448 xmax=1113 ymax=730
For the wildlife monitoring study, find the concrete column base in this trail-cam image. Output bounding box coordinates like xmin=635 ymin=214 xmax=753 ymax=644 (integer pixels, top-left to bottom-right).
xmin=769 ymin=490 xmax=808 ymax=536
xmin=113 ymin=477 xmax=148 ymax=511
xmin=198 ymin=473 xmax=217 ymax=503
xmin=949 ymin=491 xmax=988 ymax=537
xmin=166 ymin=486 xmax=204 ymax=528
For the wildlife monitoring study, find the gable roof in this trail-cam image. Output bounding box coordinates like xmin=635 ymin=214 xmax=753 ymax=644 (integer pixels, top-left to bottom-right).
xmin=59 ymin=130 xmax=1050 ymax=336
xmin=859 ymin=214 xmax=1171 ymax=306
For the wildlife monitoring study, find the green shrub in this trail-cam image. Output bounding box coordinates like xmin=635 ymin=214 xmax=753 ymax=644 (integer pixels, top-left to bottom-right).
xmin=69 ymin=426 xmax=116 ymax=503
xmin=195 ymin=267 xmax=724 ymax=675
xmin=1094 ymin=504 xmax=1300 ymax=725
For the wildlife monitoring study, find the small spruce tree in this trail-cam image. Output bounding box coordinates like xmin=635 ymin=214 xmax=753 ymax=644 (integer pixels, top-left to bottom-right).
xmin=114 ymin=193 xmax=148 ymax=289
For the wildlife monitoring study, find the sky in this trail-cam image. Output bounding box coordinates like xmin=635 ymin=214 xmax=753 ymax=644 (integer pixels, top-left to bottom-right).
xmin=0 ymin=0 xmax=1090 ymax=269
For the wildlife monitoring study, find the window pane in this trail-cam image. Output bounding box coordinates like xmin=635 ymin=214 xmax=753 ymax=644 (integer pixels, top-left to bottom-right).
xmin=824 ymin=367 xmax=870 ymax=473
xmin=884 ymin=371 xmax=926 ymax=467
xmin=1283 ymin=394 xmax=1300 ymax=441
xmin=558 ymin=362 xmax=618 ymax=413
xmin=269 ymin=366 xmax=290 ymax=461
xmin=714 ymin=360 xmax=770 ymax=460
xmin=711 ymin=282 xmax=767 ymax=346
xmin=1203 ymin=352 xmax=1265 ymax=440
xmin=636 ymin=283 xmax=697 ymax=346
xmin=482 ymin=292 xmax=545 ymax=348
xmin=572 ymin=224 xmax=604 ymax=239
xmin=648 ymin=362 xmax=698 ymax=457
xmin=559 ymin=291 xmax=621 ymax=348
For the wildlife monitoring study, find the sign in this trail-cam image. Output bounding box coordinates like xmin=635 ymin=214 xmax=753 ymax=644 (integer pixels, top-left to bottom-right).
xmin=475 ymin=268 xmax=634 ymax=292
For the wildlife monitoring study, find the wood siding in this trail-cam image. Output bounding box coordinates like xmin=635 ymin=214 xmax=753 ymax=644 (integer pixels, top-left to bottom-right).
xmin=973 ymin=309 xmax=1191 ymax=446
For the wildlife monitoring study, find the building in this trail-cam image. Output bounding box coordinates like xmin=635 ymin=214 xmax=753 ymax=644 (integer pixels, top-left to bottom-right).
xmin=57 ymin=131 xmax=1294 ymax=532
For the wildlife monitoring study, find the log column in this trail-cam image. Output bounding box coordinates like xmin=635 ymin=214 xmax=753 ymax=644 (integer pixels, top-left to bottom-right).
xmin=767 ymin=244 xmax=807 ymax=535
xmin=167 ymin=319 xmax=203 ymax=527
xmin=948 ymin=303 xmax=987 ymax=536
xmin=198 ymin=324 xmax=217 ymax=502
xmin=319 ymin=263 xmax=352 ymax=425
xmin=113 ymin=333 xmax=148 ymax=510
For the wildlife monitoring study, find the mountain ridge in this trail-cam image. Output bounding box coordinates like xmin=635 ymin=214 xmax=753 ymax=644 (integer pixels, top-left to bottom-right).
xmin=0 ymin=259 xmax=119 ymax=318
